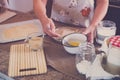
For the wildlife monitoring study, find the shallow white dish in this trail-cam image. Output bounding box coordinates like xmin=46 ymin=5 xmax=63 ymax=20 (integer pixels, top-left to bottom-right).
xmin=0 ymin=19 xmax=44 ymax=43
xmin=62 ymin=33 xmax=87 ymax=54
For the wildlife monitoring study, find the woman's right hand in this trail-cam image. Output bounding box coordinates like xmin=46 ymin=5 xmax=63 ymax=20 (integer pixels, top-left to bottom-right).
xmin=41 ymin=18 xmax=60 ymax=37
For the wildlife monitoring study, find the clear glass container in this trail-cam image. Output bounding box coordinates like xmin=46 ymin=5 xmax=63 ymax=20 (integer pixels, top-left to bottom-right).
xmin=25 ymin=32 xmax=44 ymax=51
xmin=76 ymin=42 xmax=96 ymax=75
xmin=106 ymin=44 xmax=120 ymax=75
xmin=96 ymin=20 xmax=116 ymax=44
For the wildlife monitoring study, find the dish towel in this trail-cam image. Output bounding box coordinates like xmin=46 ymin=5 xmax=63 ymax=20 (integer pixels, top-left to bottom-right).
xmin=0 ymin=72 xmax=14 ymax=80
xmin=0 ymin=10 xmax=16 ymax=23
xmin=86 ymin=53 xmax=120 ymax=80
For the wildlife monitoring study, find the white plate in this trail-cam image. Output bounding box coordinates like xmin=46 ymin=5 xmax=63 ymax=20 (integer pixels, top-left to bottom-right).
xmin=0 ymin=19 xmax=44 ymax=43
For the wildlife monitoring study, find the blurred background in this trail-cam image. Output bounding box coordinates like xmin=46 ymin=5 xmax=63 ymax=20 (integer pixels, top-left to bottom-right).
xmin=8 ymin=0 xmax=33 ymax=13
xmin=0 ymin=0 xmax=33 ymax=13
xmin=104 ymin=0 xmax=120 ymax=35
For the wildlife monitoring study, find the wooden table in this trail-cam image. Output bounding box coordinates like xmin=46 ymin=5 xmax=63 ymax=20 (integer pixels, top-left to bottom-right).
xmin=0 ymin=10 xmax=88 ymax=80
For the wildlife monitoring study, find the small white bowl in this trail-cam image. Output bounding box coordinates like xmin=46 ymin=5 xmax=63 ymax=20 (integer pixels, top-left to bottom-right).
xmin=62 ymin=33 xmax=87 ymax=54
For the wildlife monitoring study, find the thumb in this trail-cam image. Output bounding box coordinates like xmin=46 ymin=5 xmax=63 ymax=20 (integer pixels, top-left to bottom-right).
xmin=82 ymin=29 xmax=89 ymax=35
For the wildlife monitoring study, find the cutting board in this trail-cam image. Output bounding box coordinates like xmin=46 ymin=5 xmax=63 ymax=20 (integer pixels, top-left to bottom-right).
xmin=8 ymin=44 xmax=47 ymax=77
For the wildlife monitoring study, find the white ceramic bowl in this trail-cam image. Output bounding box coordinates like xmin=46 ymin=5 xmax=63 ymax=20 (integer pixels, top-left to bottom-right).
xmin=62 ymin=33 xmax=87 ymax=54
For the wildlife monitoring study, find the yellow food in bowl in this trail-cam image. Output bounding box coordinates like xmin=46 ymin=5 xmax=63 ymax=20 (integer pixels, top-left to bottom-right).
xmin=62 ymin=33 xmax=87 ymax=54
xmin=68 ymin=40 xmax=80 ymax=47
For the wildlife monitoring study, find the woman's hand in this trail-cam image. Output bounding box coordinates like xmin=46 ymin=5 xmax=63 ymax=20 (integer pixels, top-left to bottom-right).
xmin=41 ymin=18 xmax=60 ymax=37
xmin=83 ymin=0 xmax=109 ymax=43
xmin=82 ymin=26 xmax=96 ymax=43
xmin=34 ymin=0 xmax=60 ymax=37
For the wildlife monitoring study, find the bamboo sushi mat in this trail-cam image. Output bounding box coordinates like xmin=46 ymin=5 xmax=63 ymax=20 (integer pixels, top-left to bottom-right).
xmin=8 ymin=44 xmax=47 ymax=77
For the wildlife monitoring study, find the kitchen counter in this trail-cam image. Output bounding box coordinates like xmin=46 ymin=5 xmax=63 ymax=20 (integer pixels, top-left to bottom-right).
xmin=0 ymin=10 xmax=86 ymax=80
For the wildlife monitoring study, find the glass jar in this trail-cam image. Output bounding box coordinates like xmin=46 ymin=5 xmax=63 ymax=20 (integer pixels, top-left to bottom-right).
xmin=25 ymin=32 xmax=44 ymax=51
xmin=96 ymin=20 xmax=116 ymax=45
xmin=107 ymin=45 xmax=120 ymax=75
xmin=105 ymin=36 xmax=120 ymax=75
xmin=76 ymin=42 xmax=96 ymax=75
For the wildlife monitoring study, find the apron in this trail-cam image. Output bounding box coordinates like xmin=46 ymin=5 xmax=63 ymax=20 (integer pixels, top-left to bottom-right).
xmin=51 ymin=0 xmax=94 ymax=27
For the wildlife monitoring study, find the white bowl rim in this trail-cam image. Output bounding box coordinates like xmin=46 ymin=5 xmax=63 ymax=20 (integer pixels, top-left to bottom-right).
xmin=62 ymin=33 xmax=87 ymax=47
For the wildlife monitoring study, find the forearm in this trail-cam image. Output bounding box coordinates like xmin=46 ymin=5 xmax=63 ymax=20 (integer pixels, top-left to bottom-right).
xmin=90 ymin=0 xmax=109 ymax=27
xmin=33 ymin=0 xmax=48 ymax=22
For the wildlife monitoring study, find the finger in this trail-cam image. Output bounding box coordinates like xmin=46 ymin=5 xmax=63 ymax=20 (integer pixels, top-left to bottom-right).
xmin=44 ymin=25 xmax=59 ymax=37
xmin=47 ymin=29 xmax=60 ymax=37
xmin=86 ymin=34 xmax=92 ymax=43
xmin=50 ymin=19 xmax=56 ymax=32
xmin=82 ymin=29 xmax=90 ymax=42
xmin=49 ymin=19 xmax=61 ymax=37
xmin=90 ymin=33 xmax=94 ymax=43
xmin=94 ymin=29 xmax=97 ymax=37
xmin=82 ymin=28 xmax=89 ymax=35
xmin=86 ymin=33 xmax=91 ymax=42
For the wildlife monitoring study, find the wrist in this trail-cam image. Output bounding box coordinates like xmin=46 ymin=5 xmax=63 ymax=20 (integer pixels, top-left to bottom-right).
xmin=88 ymin=24 xmax=97 ymax=32
xmin=89 ymin=22 xmax=99 ymax=29
xmin=39 ymin=14 xmax=48 ymax=22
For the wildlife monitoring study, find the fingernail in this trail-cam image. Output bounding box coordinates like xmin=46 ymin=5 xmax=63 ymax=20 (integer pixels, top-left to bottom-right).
xmin=91 ymin=41 xmax=94 ymax=43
